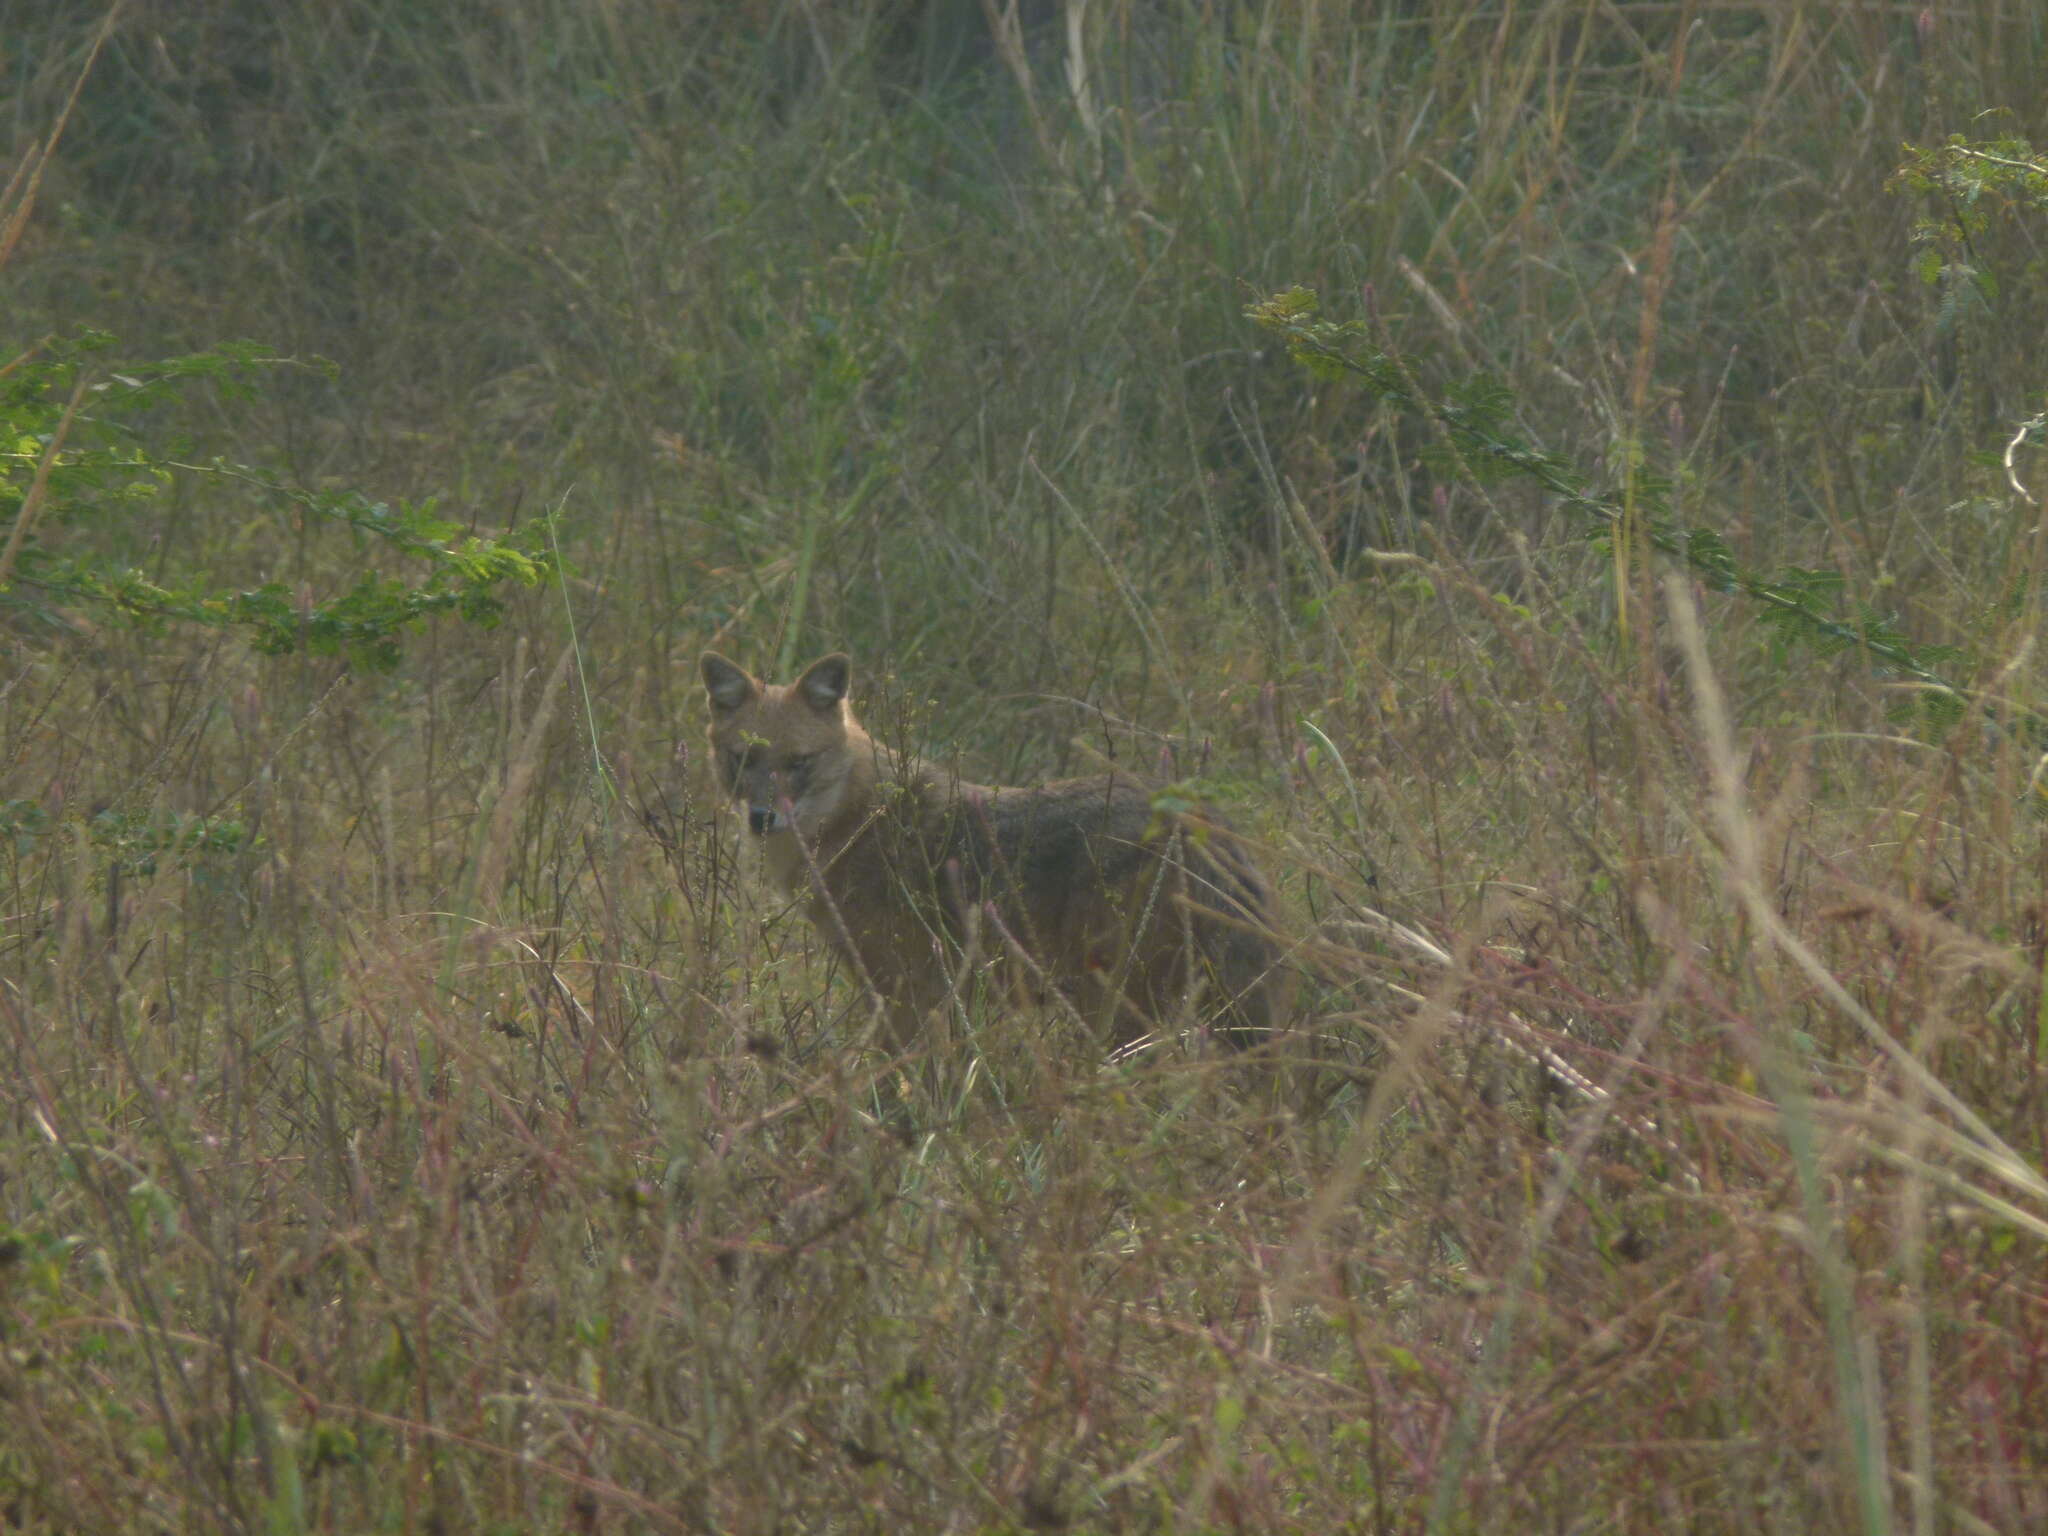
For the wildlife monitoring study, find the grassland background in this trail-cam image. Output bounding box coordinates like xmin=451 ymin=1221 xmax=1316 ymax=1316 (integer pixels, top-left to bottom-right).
xmin=5 ymin=1 xmax=2048 ymax=1531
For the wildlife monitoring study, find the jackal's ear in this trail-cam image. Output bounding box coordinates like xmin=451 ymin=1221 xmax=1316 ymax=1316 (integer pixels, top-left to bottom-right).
xmin=795 ymin=653 xmax=852 ymax=714
xmin=700 ymin=652 xmax=757 ymax=714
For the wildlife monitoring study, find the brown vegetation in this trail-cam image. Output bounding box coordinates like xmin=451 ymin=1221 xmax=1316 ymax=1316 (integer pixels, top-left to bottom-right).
xmin=3 ymin=2 xmax=2047 ymax=1531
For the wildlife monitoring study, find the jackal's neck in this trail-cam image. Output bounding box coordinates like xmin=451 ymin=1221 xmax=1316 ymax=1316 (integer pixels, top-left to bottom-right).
xmin=818 ymin=719 xmax=885 ymax=837
xmin=800 ymin=726 xmax=976 ymax=860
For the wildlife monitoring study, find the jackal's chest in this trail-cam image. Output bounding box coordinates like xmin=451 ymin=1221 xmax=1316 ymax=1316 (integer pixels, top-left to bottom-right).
xmin=758 ymin=829 xmax=809 ymax=895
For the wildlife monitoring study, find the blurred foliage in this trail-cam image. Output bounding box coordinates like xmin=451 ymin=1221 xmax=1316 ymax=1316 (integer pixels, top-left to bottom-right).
xmin=1249 ymin=285 xmax=1978 ymax=735
xmin=5 ymin=3 xmax=2048 ymax=1531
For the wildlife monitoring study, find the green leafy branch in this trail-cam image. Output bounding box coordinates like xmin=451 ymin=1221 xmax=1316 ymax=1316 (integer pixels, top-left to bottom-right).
xmin=1245 ymin=287 xmax=1976 ymax=729
xmin=1 ymin=330 xmax=555 ymax=669
xmin=1889 ymin=133 xmax=2048 ymax=317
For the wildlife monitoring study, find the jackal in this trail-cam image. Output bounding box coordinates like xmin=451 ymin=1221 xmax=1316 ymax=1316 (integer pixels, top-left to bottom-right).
xmin=700 ymin=651 xmax=1288 ymax=1053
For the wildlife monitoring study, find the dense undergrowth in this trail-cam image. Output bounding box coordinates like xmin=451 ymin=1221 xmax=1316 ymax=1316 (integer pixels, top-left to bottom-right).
xmin=4 ymin=2 xmax=2048 ymax=1531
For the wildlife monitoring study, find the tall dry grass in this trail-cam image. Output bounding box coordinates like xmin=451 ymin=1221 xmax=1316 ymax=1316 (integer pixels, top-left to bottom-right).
xmin=5 ymin=1 xmax=2048 ymax=1530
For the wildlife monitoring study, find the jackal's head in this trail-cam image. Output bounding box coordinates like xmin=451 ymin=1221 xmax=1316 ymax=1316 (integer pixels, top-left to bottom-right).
xmin=699 ymin=651 xmax=863 ymax=839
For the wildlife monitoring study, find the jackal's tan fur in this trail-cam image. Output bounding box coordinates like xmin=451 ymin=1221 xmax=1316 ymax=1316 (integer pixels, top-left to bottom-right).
xmin=700 ymin=651 xmax=1288 ymax=1051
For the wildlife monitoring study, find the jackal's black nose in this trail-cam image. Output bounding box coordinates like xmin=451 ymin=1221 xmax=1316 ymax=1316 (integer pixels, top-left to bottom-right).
xmin=748 ymin=806 xmax=775 ymax=835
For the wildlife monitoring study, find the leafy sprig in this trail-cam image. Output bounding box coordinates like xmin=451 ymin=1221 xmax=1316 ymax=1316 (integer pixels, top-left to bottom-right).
xmin=1246 ymin=287 xmax=1977 ymax=732
xmin=1 ymin=331 xmax=554 ymax=669
xmin=1890 ymin=134 xmax=2048 ymax=315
